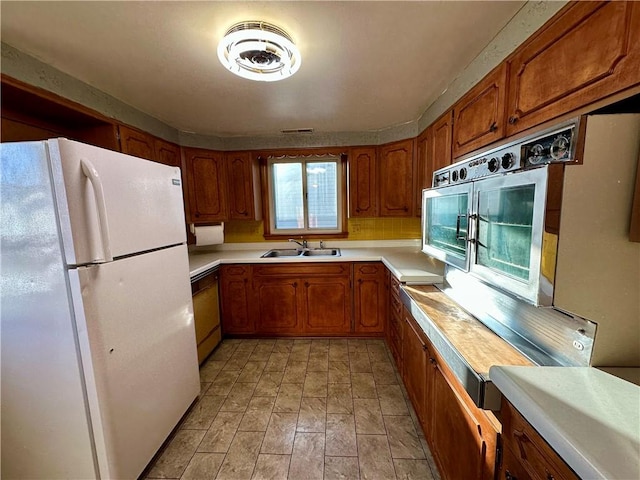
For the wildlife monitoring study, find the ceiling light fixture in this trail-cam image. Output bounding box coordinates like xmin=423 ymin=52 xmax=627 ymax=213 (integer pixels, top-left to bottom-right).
xmin=217 ymin=21 xmax=301 ymax=82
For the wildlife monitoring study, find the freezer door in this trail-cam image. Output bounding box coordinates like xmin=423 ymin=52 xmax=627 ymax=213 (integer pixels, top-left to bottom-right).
xmin=71 ymin=244 xmax=199 ymax=479
xmin=49 ymin=138 xmax=186 ymax=265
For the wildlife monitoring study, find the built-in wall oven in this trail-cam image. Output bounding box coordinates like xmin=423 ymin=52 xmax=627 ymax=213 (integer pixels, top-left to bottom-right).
xmin=422 ymin=118 xmax=580 ymax=306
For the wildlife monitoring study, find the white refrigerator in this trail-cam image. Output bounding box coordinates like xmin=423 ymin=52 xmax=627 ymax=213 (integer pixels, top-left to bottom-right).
xmin=1 ymin=139 xmax=201 ymax=479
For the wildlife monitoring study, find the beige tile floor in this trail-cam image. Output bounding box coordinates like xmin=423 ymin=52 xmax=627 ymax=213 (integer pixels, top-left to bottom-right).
xmin=143 ymin=338 xmax=441 ymax=480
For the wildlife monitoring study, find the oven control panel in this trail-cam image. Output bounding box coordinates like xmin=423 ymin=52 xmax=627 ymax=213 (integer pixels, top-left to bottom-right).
xmin=521 ymin=125 xmax=576 ymax=167
xmin=432 ymin=119 xmax=580 ymax=188
xmin=433 ymin=145 xmax=522 ymax=187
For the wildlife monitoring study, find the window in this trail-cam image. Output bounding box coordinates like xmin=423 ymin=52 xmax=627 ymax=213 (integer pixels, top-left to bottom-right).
xmin=264 ymin=154 xmax=347 ymax=237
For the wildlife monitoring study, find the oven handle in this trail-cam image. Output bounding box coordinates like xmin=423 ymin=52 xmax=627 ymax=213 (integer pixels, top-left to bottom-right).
xmin=456 ymin=213 xmax=467 ymax=240
xmin=467 ymin=213 xmax=478 ymax=245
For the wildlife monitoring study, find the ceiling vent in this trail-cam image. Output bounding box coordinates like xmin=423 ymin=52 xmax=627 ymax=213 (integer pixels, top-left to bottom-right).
xmin=217 ymin=21 xmax=301 ymax=82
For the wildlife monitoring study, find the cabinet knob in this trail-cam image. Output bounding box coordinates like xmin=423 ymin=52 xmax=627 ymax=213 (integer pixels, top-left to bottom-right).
xmin=489 ymin=121 xmax=498 ymax=132
xmin=403 ymin=206 xmax=409 ymax=212
xmin=304 ymin=281 xmax=309 ymax=287
xmin=358 ymin=279 xmax=363 ymax=284
xmin=508 ymin=115 xmax=519 ymax=125
xmin=422 ymin=344 xmax=428 ymax=351
xmin=505 ymin=471 xmax=517 ymax=480
xmin=546 ymin=473 xmax=555 ymax=480
xmin=356 ymin=208 xmax=360 ymax=213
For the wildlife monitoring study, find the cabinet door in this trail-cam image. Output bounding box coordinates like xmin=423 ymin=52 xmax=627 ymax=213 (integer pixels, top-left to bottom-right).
xmin=253 ymin=276 xmax=300 ymax=334
xmin=353 ymin=263 xmax=386 ymax=334
xmin=402 ymin=311 xmax=427 ymax=427
xmin=378 ymin=139 xmax=415 ymax=217
xmin=226 ymin=151 xmax=261 ymax=220
xmin=349 ymin=147 xmax=378 ymax=217
xmin=119 ymin=125 xmax=155 ymax=161
xmin=415 ymin=129 xmax=430 ymax=217
xmin=506 ymin=2 xmax=640 ymax=135
xmin=430 ymin=110 xmax=453 ymax=173
xmin=220 ymin=265 xmax=254 ymax=334
xmin=154 ymin=138 xmax=181 ymax=167
xmin=183 ymin=147 xmax=228 ymax=223
xmin=432 ymin=364 xmax=486 ymax=480
xmin=301 ymin=276 xmax=351 ymax=334
xmin=453 ymin=63 xmax=508 ymax=158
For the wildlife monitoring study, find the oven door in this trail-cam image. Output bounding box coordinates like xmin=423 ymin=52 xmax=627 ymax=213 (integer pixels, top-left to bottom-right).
xmin=470 ymin=167 xmax=550 ymax=305
xmin=422 ymin=183 xmax=473 ymax=271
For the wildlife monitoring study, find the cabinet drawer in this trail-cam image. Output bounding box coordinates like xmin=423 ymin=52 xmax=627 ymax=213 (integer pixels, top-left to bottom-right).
xmin=390 ymin=275 xmax=401 ymax=299
xmin=501 ymin=399 xmax=579 ymax=480
xmin=253 ymin=263 xmax=350 ymax=277
xmin=390 ymin=290 xmax=402 ymax=318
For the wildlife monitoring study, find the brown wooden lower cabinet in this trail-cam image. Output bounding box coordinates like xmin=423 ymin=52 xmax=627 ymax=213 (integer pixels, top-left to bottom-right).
xmin=219 ymin=265 xmax=254 ymax=334
xmin=499 ymin=398 xmax=579 ymax=480
xmin=401 ymin=310 xmax=428 ymax=427
xmin=353 ymin=262 xmax=386 ymax=334
xmin=393 ymin=305 xmax=499 ymax=480
xmin=221 ymin=262 xmax=355 ymax=336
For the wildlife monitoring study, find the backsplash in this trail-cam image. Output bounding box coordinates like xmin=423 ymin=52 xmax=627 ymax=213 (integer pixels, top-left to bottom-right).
xmin=223 ymin=217 xmax=422 ymax=243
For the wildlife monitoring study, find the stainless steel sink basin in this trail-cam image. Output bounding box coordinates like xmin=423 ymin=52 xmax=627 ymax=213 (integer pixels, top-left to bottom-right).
xmin=261 ymin=248 xmax=341 ymax=258
xmin=261 ymin=249 xmax=303 ymax=258
xmin=302 ymin=248 xmax=341 ymax=256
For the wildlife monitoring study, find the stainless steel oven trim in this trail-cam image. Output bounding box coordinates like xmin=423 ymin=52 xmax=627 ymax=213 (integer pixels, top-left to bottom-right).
xmin=469 ymin=166 xmax=551 ymax=306
xmin=421 ymin=182 xmax=473 ymax=272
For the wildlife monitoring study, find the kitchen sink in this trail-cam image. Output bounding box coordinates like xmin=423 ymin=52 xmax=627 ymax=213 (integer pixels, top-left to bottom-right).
xmin=302 ymin=248 xmax=341 ymax=256
xmin=261 ymin=249 xmax=302 ymax=258
xmin=261 ymin=248 xmax=341 ymax=258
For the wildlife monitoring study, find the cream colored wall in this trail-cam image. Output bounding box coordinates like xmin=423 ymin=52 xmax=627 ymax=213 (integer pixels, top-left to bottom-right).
xmin=554 ymin=115 xmax=640 ymax=367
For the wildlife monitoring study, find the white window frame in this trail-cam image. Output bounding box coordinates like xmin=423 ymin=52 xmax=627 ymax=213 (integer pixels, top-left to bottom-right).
xmin=266 ymin=154 xmax=344 ymax=236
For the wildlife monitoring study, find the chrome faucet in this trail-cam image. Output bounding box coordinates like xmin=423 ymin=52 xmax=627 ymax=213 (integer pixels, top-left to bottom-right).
xmin=288 ymin=238 xmax=308 ymax=249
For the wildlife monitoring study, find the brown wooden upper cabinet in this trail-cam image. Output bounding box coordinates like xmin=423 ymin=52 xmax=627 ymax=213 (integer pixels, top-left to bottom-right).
xmin=119 ymin=125 xmax=180 ymax=167
xmin=430 ymin=110 xmax=453 ymax=173
xmin=154 ymin=138 xmax=181 ymax=167
xmin=378 ymin=138 xmax=415 ymax=217
xmin=226 ymin=151 xmax=262 ymax=221
xmin=415 ymin=128 xmax=431 ymax=216
xmin=348 ymin=147 xmax=378 ymax=217
xmin=119 ymin=125 xmax=156 ymax=161
xmin=505 ymin=1 xmax=640 ymax=136
xmin=452 ymin=63 xmax=508 ymax=158
xmin=183 ymin=147 xmax=229 ymax=223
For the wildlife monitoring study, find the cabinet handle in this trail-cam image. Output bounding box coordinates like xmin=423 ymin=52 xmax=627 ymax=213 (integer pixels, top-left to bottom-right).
xmin=429 ymin=357 xmax=437 ymax=367
xmin=403 ymin=206 xmax=409 ymax=212
xmin=358 ymin=279 xmax=363 ymax=284
xmin=304 ymin=281 xmax=309 ymax=287
xmin=513 ymin=430 xmax=529 ymax=460
xmin=505 ymin=471 xmax=517 ymax=480
xmin=546 ymin=474 xmax=555 ymax=480
xmin=356 ymin=208 xmax=361 ymax=212
xmin=489 ymin=121 xmax=498 ymax=132
xmin=293 ymin=282 xmax=298 ymax=288
xmin=422 ymin=344 xmax=428 ymax=351
xmin=508 ymin=115 xmax=519 ymax=125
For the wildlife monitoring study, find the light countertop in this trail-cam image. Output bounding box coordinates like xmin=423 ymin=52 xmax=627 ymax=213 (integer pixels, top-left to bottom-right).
xmin=489 ymin=366 xmax=640 ymax=480
xmin=188 ymin=240 xmax=444 ymax=283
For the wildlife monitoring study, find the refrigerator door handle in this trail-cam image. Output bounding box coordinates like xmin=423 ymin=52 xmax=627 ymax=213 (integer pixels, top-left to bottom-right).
xmin=81 ymin=158 xmax=113 ymax=262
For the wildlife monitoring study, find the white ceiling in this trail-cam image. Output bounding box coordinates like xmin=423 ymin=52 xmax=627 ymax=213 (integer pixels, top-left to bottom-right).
xmin=1 ymin=1 xmax=525 ymax=137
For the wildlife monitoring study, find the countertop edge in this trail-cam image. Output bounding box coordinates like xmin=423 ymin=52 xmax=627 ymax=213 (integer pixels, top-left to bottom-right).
xmin=490 ymin=366 xmax=610 ymax=480
xmin=189 ymin=247 xmax=444 ymax=283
